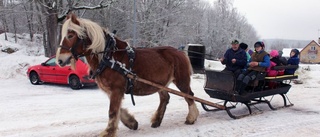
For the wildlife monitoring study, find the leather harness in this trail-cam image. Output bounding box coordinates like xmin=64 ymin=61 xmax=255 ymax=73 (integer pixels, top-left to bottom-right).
xmin=60 ymin=30 xmax=137 ymax=105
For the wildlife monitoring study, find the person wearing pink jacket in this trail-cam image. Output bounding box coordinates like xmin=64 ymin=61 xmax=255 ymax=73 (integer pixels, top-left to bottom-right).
xmin=267 ymin=50 xmax=286 ymax=89
xmin=266 ymin=50 xmax=282 ymax=77
xmin=266 ymin=60 xmax=278 ymax=76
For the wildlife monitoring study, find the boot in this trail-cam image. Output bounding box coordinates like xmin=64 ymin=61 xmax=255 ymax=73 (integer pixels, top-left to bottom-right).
xmin=234 ymin=80 xmax=242 ymax=94
xmin=238 ymin=82 xmax=247 ymax=95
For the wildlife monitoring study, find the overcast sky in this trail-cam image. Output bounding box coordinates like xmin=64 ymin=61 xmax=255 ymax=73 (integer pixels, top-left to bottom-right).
xmin=232 ymin=0 xmax=320 ymax=41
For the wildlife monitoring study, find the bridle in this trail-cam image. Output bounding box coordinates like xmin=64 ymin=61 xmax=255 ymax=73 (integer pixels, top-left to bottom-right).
xmin=59 ymin=38 xmax=87 ymax=60
xmin=59 ymin=30 xmax=118 ymax=61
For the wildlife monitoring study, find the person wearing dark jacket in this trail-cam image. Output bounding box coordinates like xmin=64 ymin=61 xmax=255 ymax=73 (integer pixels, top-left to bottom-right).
xmin=284 ymin=49 xmax=300 ymax=75
xmin=220 ymin=40 xmax=247 ymax=77
xmin=278 ymin=50 xmax=288 ymax=65
xmin=235 ymin=41 xmax=270 ymax=95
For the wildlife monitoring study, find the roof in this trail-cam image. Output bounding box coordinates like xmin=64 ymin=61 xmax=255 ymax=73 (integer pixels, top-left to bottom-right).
xmin=299 ymin=40 xmax=320 ymax=53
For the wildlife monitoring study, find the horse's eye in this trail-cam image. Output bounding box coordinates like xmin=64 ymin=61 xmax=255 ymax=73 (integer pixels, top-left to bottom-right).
xmin=67 ymin=35 xmax=73 ymax=39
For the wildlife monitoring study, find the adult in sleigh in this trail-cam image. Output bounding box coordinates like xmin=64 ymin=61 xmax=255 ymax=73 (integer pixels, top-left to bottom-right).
xmin=203 ymin=42 xmax=298 ymax=118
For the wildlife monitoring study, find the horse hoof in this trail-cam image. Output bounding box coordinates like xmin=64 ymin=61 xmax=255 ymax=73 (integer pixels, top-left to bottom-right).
xmin=133 ymin=121 xmax=138 ymax=130
xmin=123 ymin=121 xmax=138 ymax=130
xmin=100 ymin=130 xmax=116 ymax=137
xmin=185 ymin=120 xmax=195 ymax=125
xmin=151 ymin=122 xmax=161 ymax=128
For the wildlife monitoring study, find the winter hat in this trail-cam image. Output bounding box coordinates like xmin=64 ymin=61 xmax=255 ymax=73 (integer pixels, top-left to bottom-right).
xmin=278 ymin=50 xmax=283 ymax=56
xmin=231 ymin=40 xmax=239 ymax=44
xmin=291 ymin=49 xmax=300 ymax=55
xmin=254 ymin=41 xmax=265 ymax=48
xmin=239 ymin=43 xmax=248 ymax=50
xmin=269 ymin=50 xmax=279 ymax=57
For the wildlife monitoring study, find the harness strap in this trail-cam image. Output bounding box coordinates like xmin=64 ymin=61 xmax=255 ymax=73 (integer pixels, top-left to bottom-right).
xmin=89 ymin=31 xmax=137 ymax=106
xmin=90 ymin=32 xmax=116 ymax=79
xmin=126 ymin=46 xmax=136 ymax=105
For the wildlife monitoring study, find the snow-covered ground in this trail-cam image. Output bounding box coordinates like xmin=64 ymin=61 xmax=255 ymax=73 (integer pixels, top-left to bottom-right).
xmin=1 ymin=33 xmax=320 ymax=137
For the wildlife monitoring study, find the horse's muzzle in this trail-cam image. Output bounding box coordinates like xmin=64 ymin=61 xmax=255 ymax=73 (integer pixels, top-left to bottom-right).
xmin=58 ymin=56 xmax=72 ymax=67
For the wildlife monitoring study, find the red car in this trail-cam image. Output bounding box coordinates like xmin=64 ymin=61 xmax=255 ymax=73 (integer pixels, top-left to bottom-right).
xmin=27 ymin=56 xmax=96 ymax=89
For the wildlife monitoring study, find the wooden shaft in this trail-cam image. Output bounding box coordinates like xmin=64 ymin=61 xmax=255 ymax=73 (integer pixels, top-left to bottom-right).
xmin=127 ymin=74 xmax=225 ymax=110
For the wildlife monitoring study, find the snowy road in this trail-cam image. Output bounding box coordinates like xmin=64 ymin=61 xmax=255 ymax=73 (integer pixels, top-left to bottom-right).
xmin=1 ymin=74 xmax=320 ymax=137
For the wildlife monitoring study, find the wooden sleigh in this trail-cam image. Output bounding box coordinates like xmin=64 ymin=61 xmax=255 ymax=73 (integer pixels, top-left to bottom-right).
xmin=202 ymin=65 xmax=299 ymax=119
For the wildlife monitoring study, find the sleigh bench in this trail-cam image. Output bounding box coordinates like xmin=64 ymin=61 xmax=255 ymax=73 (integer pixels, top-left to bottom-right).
xmin=264 ymin=65 xmax=299 ymax=82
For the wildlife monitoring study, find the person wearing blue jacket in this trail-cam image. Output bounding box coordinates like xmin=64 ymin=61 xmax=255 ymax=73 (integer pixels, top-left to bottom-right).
xmin=235 ymin=41 xmax=270 ymax=95
xmin=220 ymin=40 xmax=247 ymax=77
xmin=284 ymin=49 xmax=300 ymax=75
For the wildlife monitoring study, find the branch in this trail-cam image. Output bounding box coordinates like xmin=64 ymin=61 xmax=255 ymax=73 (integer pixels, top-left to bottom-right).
xmin=58 ymin=0 xmax=116 ymax=23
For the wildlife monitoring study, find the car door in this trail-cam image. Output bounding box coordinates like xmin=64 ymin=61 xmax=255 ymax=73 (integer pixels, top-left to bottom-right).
xmin=54 ymin=63 xmax=73 ymax=84
xmin=38 ymin=57 xmax=57 ymax=83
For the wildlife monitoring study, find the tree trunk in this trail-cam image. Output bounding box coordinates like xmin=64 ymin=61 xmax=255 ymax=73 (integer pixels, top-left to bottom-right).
xmin=46 ymin=1 xmax=58 ymax=57
xmin=29 ymin=2 xmax=34 ymax=41
xmin=0 ymin=0 xmax=8 ymax=41
xmin=12 ymin=16 xmax=17 ymax=43
xmin=35 ymin=1 xmax=48 ymax=56
xmin=2 ymin=18 xmax=8 ymax=41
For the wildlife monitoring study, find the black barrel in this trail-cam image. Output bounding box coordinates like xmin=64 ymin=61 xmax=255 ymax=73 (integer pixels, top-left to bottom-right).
xmin=187 ymin=44 xmax=205 ymax=73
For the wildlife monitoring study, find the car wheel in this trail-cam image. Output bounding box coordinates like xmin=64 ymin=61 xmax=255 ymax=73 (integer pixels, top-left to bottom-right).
xmin=29 ymin=72 xmax=41 ymax=85
xmin=69 ymin=75 xmax=82 ymax=90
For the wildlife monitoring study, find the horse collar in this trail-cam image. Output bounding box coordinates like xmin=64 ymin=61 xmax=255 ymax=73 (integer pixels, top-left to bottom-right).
xmin=102 ymin=32 xmax=117 ymax=59
xmin=90 ymin=32 xmax=135 ymax=79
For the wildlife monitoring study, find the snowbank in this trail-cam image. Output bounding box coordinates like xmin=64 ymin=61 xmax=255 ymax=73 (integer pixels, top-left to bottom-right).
xmin=0 ymin=33 xmax=47 ymax=79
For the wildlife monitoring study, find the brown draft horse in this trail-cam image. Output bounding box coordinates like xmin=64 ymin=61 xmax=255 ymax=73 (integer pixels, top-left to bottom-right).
xmin=56 ymin=13 xmax=199 ymax=137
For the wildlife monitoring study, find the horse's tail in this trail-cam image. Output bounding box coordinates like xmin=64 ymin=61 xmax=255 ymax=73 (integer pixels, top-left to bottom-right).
xmin=185 ymin=53 xmax=194 ymax=75
xmin=174 ymin=49 xmax=193 ymax=77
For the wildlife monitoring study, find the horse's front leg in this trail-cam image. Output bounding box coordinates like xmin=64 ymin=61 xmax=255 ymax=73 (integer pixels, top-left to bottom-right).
xmin=100 ymin=90 xmax=124 ymax=137
xmin=151 ymin=91 xmax=170 ymax=128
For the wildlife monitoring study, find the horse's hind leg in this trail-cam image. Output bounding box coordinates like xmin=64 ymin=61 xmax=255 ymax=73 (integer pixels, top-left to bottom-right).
xmin=100 ymin=91 xmax=123 ymax=137
xmin=151 ymin=91 xmax=170 ymax=128
xmin=184 ymin=93 xmax=199 ymax=125
xmin=174 ymin=81 xmax=199 ymax=125
xmin=120 ymin=108 xmax=138 ymax=130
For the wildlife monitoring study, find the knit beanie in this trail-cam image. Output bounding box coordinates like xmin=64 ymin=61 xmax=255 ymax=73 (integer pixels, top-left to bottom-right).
xmin=239 ymin=43 xmax=248 ymax=50
xmin=270 ymin=50 xmax=279 ymax=57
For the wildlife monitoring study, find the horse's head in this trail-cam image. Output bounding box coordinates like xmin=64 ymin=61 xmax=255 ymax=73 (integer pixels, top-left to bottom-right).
xmin=56 ymin=14 xmax=86 ymax=68
xmin=56 ymin=13 xmax=105 ymax=68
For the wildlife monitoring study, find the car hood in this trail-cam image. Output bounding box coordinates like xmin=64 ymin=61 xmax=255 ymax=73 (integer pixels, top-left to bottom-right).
xmin=28 ymin=64 xmax=42 ymax=70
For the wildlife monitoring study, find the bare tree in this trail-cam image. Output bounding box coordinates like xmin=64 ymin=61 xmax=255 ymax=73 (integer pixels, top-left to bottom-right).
xmin=0 ymin=0 xmax=9 ymax=40
xmin=0 ymin=0 xmax=260 ymax=59
xmin=23 ymin=1 xmax=35 ymax=41
xmin=201 ymin=0 xmax=258 ymax=57
xmin=35 ymin=0 xmax=115 ymax=57
xmin=269 ymin=40 xmax=288 ymax=51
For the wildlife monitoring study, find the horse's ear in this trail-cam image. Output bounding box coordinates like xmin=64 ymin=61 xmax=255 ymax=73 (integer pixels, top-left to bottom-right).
xmin=67 ymin=13 xmax=80 ymax=25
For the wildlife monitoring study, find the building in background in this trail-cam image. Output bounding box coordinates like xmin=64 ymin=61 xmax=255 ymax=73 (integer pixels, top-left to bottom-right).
xmin=299 ymin=40 xmax=320 ymax=64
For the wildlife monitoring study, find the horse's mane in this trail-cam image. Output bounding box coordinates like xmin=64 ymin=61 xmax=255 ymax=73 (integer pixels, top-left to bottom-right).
xmin=61 ymin=17 xmax=107 ymax=60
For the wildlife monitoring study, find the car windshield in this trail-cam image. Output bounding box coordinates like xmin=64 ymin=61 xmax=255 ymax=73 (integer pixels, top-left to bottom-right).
xmin=45 ymin=58 xmax=56 ymax=66
xmin=79 ymin=57 xmax=88 ymax=64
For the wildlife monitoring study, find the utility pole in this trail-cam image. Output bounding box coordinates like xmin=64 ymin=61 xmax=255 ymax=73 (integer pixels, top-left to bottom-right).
xmin=133 ymin=0 xmax=137 ymax=47
xmin=317 ymin=29 xmax=320 ymax=44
